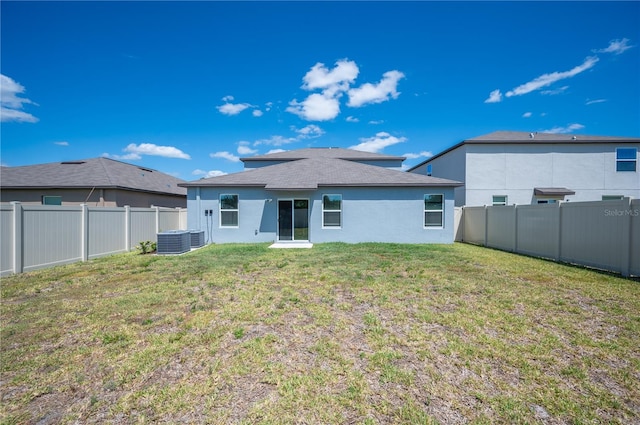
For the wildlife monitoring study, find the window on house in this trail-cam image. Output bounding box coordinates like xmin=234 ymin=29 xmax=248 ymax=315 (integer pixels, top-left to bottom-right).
xmin=536 ymin=199 xmax=558 ymax=204
xmin=426 ymin=164 xmax=432 ymax=176
xmin=322 ymin=194 xmax=342 ymax=227
xmin=616 ymin=148 xmax=637 ymax=172
xmin=602 ymin=195 xmax=624 ymax=201
xmin=492 ymin=195 xmax=507 ymax=206
xmin=220 ymin=194 xmax=239 ymax=227
xmin=42 ymin=196 xmax=62 ymax=206
xmin=424 ymin=194 xmax=444 ymax=228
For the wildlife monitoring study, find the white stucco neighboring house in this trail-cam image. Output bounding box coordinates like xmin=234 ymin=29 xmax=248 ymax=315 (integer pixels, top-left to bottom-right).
xmin=408 ymin=131 xmax=640 ymax=206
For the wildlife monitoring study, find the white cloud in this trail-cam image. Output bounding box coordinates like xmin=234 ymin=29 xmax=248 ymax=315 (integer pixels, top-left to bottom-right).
xmin=347 ymin=70 xmax=405 ymax=107
xmin=210 ymin=151 xmax=240 ymax=162
xmin=122 ymin=143 xmax=191 ymax=159
xmin=104 ymin=152 xmax=142 ymax=161
xmin=193 ymin=169 xmax=227 ymax=178
xmin=222 ymin=95 xmax=234 ymax=102
xmin=1 ymin=74 xmax=38 ymax=123
xmin=506 ymin=56 xmax=598 ymax=98
xmin=522 ymin=112 xmax=532 ymax=118
xmin=484 ymin=89 xmax=502 ymax=103
xmin=54 ymin=141 xmax=69 ymax=146
xmin=345 ymin=116 xmax=359 ymax=123
xmin=368 ymin=120 xmax=384 ymax=125
xmin=288 ymin=60 xmax=404 ymax=121
xmin=252 ymin=110 xmax=263 ymax=117
xmin=349 ymin=132 xmax=407 ymax=153
xmin=217 ymin=102 xmax=252 ymax=116
xmin=541 ymin=123 xmax=585 ymax=134
xmin=293 ymin=124 xmax=324 ymax=139
xmin=237 ymin=141 xmax=258 ymax=155
xmin=286 ymin=93 xmax=341 ymax=121
xmin=403 ymin=151 xmax=433 ymax=160
xmin=302 ymin=59 xmax=359 ymax=91
xmin=593 ymin=38 xmax=634 ymax=55
xmin=541 ymin=85 xmax=569 ymax=96
xmin=255 ymin=135 xmax=297 ymax=147
xmin=266 ymin=149 xmax=286 ymax=155
xmin=586 ymin=99 xmax=607 ymax=105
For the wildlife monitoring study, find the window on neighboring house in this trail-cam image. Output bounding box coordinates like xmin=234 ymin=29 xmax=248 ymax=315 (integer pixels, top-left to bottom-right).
xmin=602 ymin=195 xmax=624 ymax=201
xmin=42 ymin=196 xmax=62 ymax=206
xmin=536 ymin=199 xmax=558 ymax=204
xmin=492 ymin=195 xmax=507 ymax=206
xmin=219 ymin=194 xmax=239 ymax=227
xmin=322 ymin=194 xmax=342 ymax=228
xmin=616 ymin=148 xmax=637 ymax=172
xmin=424 ymin=194 xmax=444 ymax=228
xmin=426 ymin=164 xmax=432 ymax=176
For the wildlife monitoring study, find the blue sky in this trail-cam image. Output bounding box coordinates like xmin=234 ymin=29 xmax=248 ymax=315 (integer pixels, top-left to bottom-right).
xmin=1 ymin=1 xmax=639 ymax=180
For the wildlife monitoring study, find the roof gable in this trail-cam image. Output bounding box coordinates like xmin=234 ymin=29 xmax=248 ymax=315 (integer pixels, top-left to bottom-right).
xmin=0 ymin=158 xmax=187 ymax=196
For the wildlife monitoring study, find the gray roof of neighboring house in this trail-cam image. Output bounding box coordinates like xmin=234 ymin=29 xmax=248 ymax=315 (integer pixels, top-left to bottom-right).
xmin=0 ymin=157 xmax=187 ymax=196
xmin=241 ymin=147 xmax=405 ymax=162
xmin=469 ymin=131 xmax=639 ymax=143
xmin=181 ymin=156 xmax=462 ymax=190
xmin=407 ymin=130 xmax=640 ymax=172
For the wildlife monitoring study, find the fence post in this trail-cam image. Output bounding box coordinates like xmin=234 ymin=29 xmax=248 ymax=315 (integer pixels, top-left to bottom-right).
xmin=483 ymin=205 xmax=488 ymax=247
xmin=154 ymin=205 xmax=160 ymax=233
xmin=620 ymin=197 xmax=632 ymax=277
xmin=555 ymin=202 xmax=562 ymax=261
xmin=124 ymin=205 xmax=131 ymax=252
xmin=513 ymin=205 xmax=518 ymax=252
xmin=81 ymin=204 xmax=89 ymax=262
xmin=11 ymin=202 xmax=23 ymax=274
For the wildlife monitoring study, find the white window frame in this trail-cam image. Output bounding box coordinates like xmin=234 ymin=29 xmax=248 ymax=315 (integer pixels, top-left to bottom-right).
xmin=616 ymin=147 xmax=637 ymax=172
xmin=492 ymin=195 xmax=508 ymax=206
xmin=536 ymin=199 xmax=558 ymax=204
xmin=322 ymin=194 xmax=342 ymax=228
xmin=424 ymin=194 xmax=444 ymax=228
xmin=219 ymin=194 xmax=239 ymax=228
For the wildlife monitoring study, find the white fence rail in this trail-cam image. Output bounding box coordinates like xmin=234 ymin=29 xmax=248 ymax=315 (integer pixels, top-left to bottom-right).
xmin=1 ymin=203 xmax=187 ymax=276
xmin=457 ymin=198 xmax=640 ymax=277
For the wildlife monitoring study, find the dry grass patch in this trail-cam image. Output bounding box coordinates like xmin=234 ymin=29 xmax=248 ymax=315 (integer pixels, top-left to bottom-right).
xmin=1 ymin=243 xmax=638 ymax=424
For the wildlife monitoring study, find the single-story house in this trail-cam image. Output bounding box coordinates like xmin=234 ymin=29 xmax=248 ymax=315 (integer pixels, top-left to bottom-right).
xmin=0 ymin=157 xmax=187 ymax=208
xmin=408 ymin=131 xmax=640 ymax=206
xmin=179 ymin=148 xmax=462 ymax=245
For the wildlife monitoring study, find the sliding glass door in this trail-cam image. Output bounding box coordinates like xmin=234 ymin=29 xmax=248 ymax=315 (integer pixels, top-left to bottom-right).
xmin=278 ymin=199 xmax=309 ymax=241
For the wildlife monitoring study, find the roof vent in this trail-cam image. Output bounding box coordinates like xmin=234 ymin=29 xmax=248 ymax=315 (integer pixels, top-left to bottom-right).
xmin=572 ymin=136 xmax=577 ymax=140
xmin=138 ymin=166 xmax=153 ymax=173
xmin=529 ymin=133 xmax=535 ymax=139
xmin=61 ymin=161 xmax=86 ymax=165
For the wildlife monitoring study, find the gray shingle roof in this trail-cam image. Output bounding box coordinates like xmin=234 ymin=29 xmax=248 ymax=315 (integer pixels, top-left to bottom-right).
xmin=241 ymin=147 xmax=405 ymax=162
xmin=181 ymin=157 xmax=462 ymax=190
xmin=1 ymin=157 xmax=187 ymax=196
xmin=469 ymin=131 xmax=639 ymax=142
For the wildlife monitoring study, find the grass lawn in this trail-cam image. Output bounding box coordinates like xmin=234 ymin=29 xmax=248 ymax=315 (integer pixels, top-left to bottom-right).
xmin=1 ymin=242 xmax=639 ymax=424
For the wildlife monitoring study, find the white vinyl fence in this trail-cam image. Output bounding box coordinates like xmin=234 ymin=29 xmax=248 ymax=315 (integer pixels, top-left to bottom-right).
xmin=457 ymin=198 xmax=640 ymax=277
xmin=1 ymin=202 xmax=187 ymax=276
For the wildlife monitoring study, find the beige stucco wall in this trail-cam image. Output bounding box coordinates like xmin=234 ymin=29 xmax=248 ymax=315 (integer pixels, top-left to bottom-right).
xmin=0 ymin=188 xmax=186 ymax=208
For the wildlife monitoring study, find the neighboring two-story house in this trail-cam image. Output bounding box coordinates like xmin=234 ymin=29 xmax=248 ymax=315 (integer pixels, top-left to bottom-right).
xmin=408 ymin=131 xmax=640 ymax=206
xmin=180 ymin=148 xmax=462 ymax=245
